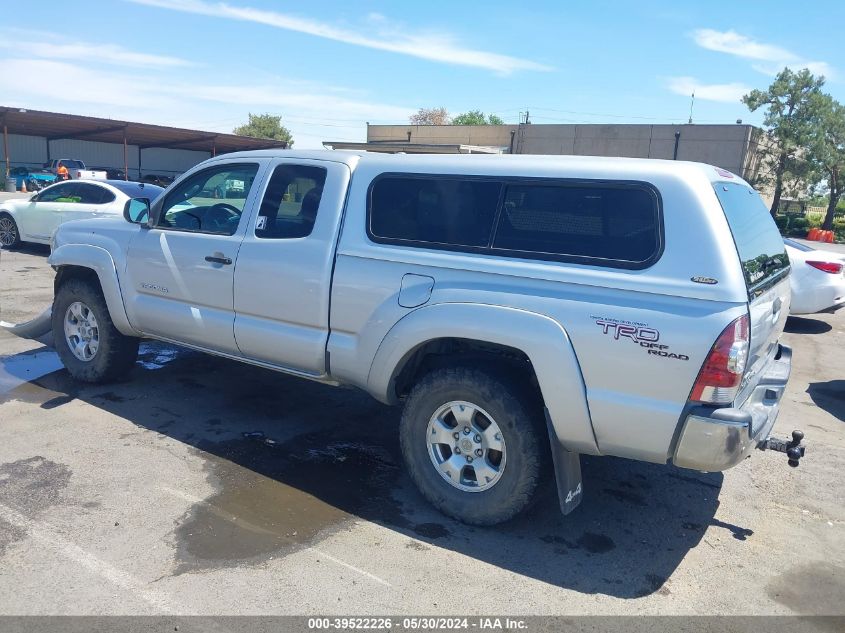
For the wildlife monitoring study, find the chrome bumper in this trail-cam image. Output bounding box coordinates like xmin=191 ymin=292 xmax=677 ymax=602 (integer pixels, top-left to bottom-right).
xmin=673 ymin=345 xmax=792 ymax=472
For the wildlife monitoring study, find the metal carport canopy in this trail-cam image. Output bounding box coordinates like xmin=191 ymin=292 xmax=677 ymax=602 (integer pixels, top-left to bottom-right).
xmin=0 ymin=106 xmax=288 ymax=154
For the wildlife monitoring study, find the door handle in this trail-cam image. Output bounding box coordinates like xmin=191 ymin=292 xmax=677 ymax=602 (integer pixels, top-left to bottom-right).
xmin=205 ymin=255 xmax=232 ymax=265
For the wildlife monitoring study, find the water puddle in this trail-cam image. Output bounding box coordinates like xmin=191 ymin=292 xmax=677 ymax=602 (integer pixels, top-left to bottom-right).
xmin=137 ymin=343 xmax=184 ymax=370
xmin=174 ymin=430 xmax=412 ymax=572
xmin=0 ymin=349 xmax=65 ymax=401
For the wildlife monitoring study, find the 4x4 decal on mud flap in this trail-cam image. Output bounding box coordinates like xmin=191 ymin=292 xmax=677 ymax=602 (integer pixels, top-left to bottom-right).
xmin=592 ymin=316 xmax=689 ymax=361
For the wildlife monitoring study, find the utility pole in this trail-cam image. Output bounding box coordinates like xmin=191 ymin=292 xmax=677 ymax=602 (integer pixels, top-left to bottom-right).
xmin=688 ymin=91 xmax=695 ymax=124
xmin=519 ymin=110 xmax=531 ymax=125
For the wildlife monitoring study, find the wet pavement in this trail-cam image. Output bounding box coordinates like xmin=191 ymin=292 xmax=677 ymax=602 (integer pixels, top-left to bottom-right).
xmin=0 ymin=247 xmax=843 ymax=615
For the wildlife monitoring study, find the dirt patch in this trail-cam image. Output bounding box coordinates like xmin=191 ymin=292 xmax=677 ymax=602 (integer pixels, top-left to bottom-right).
xmin=0 ymin=456 xmax=72 ymax=557
xmin=766 ymin=562 xmax=845 ymax=615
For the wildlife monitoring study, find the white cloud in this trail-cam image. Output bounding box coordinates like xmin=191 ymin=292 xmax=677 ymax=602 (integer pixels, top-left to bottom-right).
xmin=0 ymin=30 xmax=191 ymax=68
xmin=0 ymin=57 xmax=414 ymax=147
xmin=692 ymin=28 xmax=834 ymax=78
xmin=128 ymin=0 xmax=552 ymax=74
xmin=666 ymin=76 xmax=751 ymax=103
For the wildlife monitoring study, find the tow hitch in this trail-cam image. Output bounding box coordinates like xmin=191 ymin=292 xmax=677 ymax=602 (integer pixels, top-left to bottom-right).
xmin=760 ymin=430 xmax=806 ymax=467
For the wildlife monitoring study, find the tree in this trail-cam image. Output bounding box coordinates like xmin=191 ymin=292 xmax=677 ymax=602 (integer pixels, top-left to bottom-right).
xmin=409 ymin=107 xmax=450 ymax=125
xmin=742 ymin=68 xmax=827 ymax=216
xmin=451 ymin=110 xmax=505 ymax=125
xmin=233 ymin=113 xmax=293 ymax=147
xmin=808 ymin=95 xmax=845 ymax=230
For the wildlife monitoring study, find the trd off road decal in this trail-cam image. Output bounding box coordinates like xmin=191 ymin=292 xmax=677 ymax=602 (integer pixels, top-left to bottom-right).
xmin=592 ymin=316 xmax=689 ymax=361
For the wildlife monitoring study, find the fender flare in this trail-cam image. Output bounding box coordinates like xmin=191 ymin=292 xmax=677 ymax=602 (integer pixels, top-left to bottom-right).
xmin=48 ymin=244 xmax=140 ymax=337
xmin=367 ymin=302 xmax=600 ymax=456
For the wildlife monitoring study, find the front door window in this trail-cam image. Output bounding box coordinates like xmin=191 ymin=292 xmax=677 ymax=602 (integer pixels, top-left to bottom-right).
xmin=157 ymin=163 xmax=259 ymax=235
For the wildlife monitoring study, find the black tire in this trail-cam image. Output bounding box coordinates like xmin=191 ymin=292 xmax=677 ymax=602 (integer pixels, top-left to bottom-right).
xmin=400 ymin=366 xmax=548 ymax=526
xmin=0 ymin=212 xmax=22 ymax=249
xmin=52 ymin=278 xmax=139 ymax=383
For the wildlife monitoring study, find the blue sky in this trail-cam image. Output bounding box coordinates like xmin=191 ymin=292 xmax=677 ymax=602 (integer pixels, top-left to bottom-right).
xmin=2 ymin=0 xmax=843 ymax=148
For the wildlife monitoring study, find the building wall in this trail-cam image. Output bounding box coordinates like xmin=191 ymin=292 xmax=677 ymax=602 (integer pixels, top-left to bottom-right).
xmin=49 ymin=138 xmax=141 ymax=177
xmin=2 ymin=134 xmax=210 ymax=179
xmin=366 ymin=123 xmax=758 ymax=181
xmin=367 ymin=124 xmax=518 ymax=150
xmin=1 ymin=134 xmax=49 ymax=167
xmin=139 ymin=148 xmax=211 ymax=178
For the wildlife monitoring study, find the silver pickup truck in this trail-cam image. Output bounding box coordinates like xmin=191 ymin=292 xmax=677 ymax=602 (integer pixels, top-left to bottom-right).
xmin=47 ymin=150 xmax=803 ymax=525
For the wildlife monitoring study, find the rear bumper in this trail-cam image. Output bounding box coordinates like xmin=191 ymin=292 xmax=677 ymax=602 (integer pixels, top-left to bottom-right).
xmin=672 ymin=344 xmax=792 ymax=471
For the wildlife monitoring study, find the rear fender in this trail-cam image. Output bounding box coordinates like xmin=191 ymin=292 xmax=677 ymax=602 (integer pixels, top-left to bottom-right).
xmin=368 ymin=302 xmax=599 ymax=456
xmin=48 ymin=244 xmax=139 ymax=336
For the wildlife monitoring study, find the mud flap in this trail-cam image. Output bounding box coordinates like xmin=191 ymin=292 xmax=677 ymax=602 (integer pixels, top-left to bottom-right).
xmin=0 ymin=309 xmax=53 ymax=339
xmin=545 ymin=409 xmax=583 ymax=515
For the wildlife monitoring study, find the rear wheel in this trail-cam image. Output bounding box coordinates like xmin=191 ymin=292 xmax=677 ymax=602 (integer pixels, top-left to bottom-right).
xmin=52 ymin=278 xmax=139 ymax=383
xmin=0 ymin=213 xmax=21 ymax=249
xmin=399 ymin=366 xmax=547 ymax=526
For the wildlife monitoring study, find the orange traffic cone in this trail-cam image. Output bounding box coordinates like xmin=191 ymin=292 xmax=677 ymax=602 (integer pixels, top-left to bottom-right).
xmin=20 ymin=179 xmax=26 ymax=193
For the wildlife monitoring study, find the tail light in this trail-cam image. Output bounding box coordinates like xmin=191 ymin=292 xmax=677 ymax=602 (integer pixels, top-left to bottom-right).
xmin=807 ymin=261 xmax=843 ymax=274
xmin=690 ymin=314 xmax=750 ymax=405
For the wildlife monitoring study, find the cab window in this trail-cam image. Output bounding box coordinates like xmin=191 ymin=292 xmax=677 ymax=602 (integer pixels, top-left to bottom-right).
xmin=255 ymin=164 xmax=327 ymax=239
xmin=158 ymin=163 xmax=259 ymax=235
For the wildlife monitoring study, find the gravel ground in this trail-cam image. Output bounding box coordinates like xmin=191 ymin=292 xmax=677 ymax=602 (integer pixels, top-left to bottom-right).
xmin=0 ymin=247 xmax=842 ymax=616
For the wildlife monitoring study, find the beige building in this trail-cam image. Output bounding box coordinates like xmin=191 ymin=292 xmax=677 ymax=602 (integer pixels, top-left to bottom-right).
xmin=326 ymin=123 xmax=769 ymax=188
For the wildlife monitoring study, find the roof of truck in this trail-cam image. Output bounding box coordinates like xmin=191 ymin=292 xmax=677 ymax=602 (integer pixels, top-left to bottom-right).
xmin=212 ymin=149 xmax=748 ymax=186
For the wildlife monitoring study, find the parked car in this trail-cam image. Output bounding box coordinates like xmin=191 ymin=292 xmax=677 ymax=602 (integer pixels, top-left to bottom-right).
xmin=141 ymin=174 xmax=174 ymax=188
xmin=9 ymin=166 xmax=56 ymax=191
xmin=43 ymin=159 xmax=107 ymax=181
xmin=46 ymin=152 xmax=803 ymax=525
xmin=783 ymin=238 xmax=845 ymax=314
xmin=90 ymin=166 xmax=126 ymax=181
xmin=0 ymin=180 xmax=163 ymax=248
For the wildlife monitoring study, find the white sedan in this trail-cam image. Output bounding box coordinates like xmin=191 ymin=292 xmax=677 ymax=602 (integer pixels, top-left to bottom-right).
xmin=0 ymin=179 xmax=163 ymax=249
xmin=784 ymin=238 xmax=845 ymax=314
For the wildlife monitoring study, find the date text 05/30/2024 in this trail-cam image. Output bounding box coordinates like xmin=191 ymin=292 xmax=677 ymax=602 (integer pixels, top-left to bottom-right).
xmin=307 ymin=617 xmax=528 ymax=630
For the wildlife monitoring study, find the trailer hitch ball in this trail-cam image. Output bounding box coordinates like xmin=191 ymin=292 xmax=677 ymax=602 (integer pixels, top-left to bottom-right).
xmin=760 ymin=429 xmax=805 ymax=467
xmin=787 ymin=430 xmax=804 ymax=468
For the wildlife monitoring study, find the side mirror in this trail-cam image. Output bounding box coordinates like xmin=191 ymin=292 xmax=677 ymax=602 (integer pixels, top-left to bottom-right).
xmin=124 ymin=197 xmax=150 ymax=224
xmin=30 ymin=194 xmax=38 ymax=202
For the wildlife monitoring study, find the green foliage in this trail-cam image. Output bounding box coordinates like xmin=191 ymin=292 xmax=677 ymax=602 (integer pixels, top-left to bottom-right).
xmin=790 ymin=217 xmax=810 ymax=231
xmin=451 ymin=110 xmax=505 ymax=125
xmin=806 ymin=212 xmax=824 ymax=228
xmin=743 ymin=68 xmax=828 ymax=212
xmin=807 ymin=95 xmax=845 ymax=229
xmin=774 ymin=215 xmax=789 ymax=230
xmin=233 ymin=113 xmax=293 ymax=147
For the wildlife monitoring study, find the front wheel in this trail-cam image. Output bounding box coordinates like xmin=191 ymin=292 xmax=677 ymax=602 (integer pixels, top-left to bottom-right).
xmin=52 ymin=278 xmax=139 ymax=383
xmin=399 ymin=367 xmax=548 ymax=526
xmin=0 ymin=213 xmax=21 ymax=249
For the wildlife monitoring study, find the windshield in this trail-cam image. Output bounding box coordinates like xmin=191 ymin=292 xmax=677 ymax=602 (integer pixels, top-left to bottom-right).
xmin=715 ymin=183 xmax=789 ymax=296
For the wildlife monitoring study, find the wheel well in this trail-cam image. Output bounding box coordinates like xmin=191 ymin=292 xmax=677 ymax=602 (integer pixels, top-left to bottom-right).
xmin=393 ymin=338 xmax=542 ymax=401
xmin=54 ymin=265 xmax=101 ymax=295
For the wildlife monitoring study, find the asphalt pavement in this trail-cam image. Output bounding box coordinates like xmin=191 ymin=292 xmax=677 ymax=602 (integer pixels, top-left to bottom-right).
xmin=0 ymin=246 xmax=843 ymax=616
